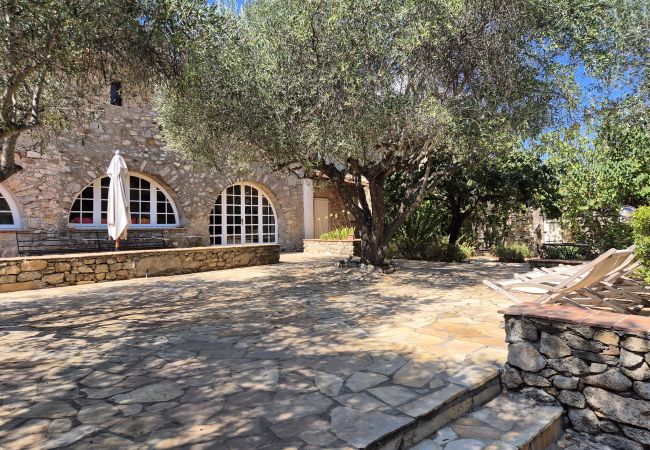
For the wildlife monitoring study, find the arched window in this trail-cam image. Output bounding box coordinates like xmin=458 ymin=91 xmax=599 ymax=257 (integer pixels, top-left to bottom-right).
xmin=0 ymin=184 xmax=20 ymax=229
xmin=210 ymin=183 xmax=277 ymax=245
xmin=69 ymin=174 xmax=179 ymax=227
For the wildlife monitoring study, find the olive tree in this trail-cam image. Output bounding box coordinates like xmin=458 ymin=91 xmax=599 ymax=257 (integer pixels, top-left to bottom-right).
xmin=438 ymin=149 xmax=560 ymax=258
xmin=0 ymin=0 xmax=221 ymax=181
xmin=157 ymin=0 xmax=638 ymax=266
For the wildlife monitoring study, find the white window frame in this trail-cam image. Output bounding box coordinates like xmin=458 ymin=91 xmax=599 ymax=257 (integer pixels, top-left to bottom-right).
xmin=0 ymin=184 xmax=21 ymax=229
xmin=68 ymin=173 xmax=179 ymax=229
xmin=209 ymin=182 xmax=278 ymax=246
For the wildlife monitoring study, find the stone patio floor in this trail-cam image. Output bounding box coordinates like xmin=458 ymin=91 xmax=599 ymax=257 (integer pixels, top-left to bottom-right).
xmin=0 ymin=253 xmax=528 ymax=449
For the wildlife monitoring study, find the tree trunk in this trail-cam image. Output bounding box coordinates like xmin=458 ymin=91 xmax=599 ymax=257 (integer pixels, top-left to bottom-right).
xmin=324 ymin=171 xmax=393 ymax=267
xmin=0 ymin=133 xmax=22 ymax=182
xmin=358 ymin=226 xmax=386 ymax=266
xmin=446 ymin=206 xmax=467 ymax=261
xmin=318 ymin=155 xmax=438 ymax=268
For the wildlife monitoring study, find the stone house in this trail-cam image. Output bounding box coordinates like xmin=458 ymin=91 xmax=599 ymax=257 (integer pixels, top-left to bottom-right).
xmin=0 ymin=90 xmax=353 ymax=257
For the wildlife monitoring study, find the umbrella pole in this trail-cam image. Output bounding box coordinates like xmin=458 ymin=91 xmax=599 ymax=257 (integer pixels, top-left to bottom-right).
xmin=115 ymin=237 xmax=120 ymax=251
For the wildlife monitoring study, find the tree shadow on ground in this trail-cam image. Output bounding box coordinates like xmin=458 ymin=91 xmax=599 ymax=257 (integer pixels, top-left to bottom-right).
xmin=0 ymin=257 xmax=524 ymax=449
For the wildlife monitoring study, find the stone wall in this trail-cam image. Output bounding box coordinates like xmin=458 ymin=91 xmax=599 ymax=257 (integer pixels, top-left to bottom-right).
xmin=504 ymin=209 xmax=544 ymax=250
xmin=303 ymin=239 xmax=361 ymax=257
xmin=0 ymin=244 xmax=280 ymax=293
xmin=0 ymin=95 xmax=306 ymax=256
xmin=474 ymin=208 xmax=549 ymax=253
xmin=500 ymin=303 xmax=650 ymax=449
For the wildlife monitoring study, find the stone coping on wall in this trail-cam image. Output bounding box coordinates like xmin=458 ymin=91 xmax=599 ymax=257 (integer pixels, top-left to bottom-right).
xmin=0 ymin=244 xmax=277 ymax=263
xmin=500 ymin=302 xmax=650 ymax=448
xmin=0 ymin=244 xmax=280 ymax=293
xmin=0 ymin=227 xmax=190 ymax=234
xmin=500 ymin=303 xmax=650 ymax=338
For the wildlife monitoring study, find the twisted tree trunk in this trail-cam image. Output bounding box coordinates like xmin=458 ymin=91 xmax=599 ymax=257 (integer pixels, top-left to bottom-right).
xmin=318 ymin=154 xmax=440 ymax=267
xmin=0 ymin=133 xmax=22 ymax=182
xmin=446 ymin=204 xmax=466 ymax=261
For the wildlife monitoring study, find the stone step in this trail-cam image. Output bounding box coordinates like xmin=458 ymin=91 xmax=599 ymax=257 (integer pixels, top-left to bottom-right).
xmin=368 ymin=366 xmax=502 ymax=450
xmin=408 ymin=392 xmax=564 ymax=450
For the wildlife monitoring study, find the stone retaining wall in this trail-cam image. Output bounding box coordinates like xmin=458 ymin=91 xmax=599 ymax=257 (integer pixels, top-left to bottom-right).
xmin=303 ymin=239 xmax=361 ymax=257
xmin=0 ymin=244 xmax=280 ymax=293
xmin=500 ymin=303 xmax=650 ymax=449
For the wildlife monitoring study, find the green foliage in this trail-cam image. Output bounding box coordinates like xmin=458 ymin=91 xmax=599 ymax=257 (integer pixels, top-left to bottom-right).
xmin=494 ymin=243 xmax=532 ymax=263
xmin=319 ymin=227 xmax=354 ymax=240
xmin=390 ymin=234 xmax=475 ymax=263
xmin=155 ymin=0 xmax=571 ymax=266
xmin=538 ymin=244 xmax=594 ymax=261
xmin=1 ymin=0 xmax=221 ymax=180
xmin=544 ymin=103 xmax=647 ymax=252
xmin=385 ymin=147 xmax=560 ymax=256
xmin=437 ymin=139 xmax=561 ymax=218
xmin=435 ymin=238 xmax=476 ymax=263
xmin=156 ymin=0 xmax=646 ymax=265
xmin=632 ymin=206 xmax=650 ymax=283
xmin=387 ymin=198 xmax=448 ymax=256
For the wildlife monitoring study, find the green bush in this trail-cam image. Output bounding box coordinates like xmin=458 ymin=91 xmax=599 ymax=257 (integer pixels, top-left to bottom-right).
xmin=439 ymin=239 xmax=476 ymax=263
xmin=631 ymin=206 xmax=650 ymax=283
xmin=389 ymin=235 xmax=475 ymax=262
xmin=388 ymin=199 xmax=448 ymax=256
xmin=494 ymin=242 xmax=532 ymax=262
xmin=319 ymin=227 xmax=354 ymax=240
xmin=538 ymin=243 xmax=595 ymax=261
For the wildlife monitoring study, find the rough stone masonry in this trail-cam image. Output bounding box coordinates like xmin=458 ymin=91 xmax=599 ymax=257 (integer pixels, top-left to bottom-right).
xmin=500 ymin=305 xmax=650 ymax=449
xmin=0 ymin=244 xmax=280 ymax=293
xmin=0 ymin=96 xmax=323 ymax=256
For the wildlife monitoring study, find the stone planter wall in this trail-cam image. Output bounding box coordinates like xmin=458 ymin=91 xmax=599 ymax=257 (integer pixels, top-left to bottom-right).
xmin=303 ymin=239 xmax=361 ymax=257
xmin=500 ymin=303 xmax=650 ymax=449
xmin=0 ymin=244 xmax=280 ymax=293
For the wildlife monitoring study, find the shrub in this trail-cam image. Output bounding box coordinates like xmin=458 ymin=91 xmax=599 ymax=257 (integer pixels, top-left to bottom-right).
xmin=388 ymin=199 xmax=448 ymax=257
xmin=443 ymin=240 xmax=476 ymax=263
xmin=632 ymin=206 xmax=650 ymax=283
xmin=389 ymin=235 xmax=475 ymax=262
xmin=538 ymin=243 xmax=595 ymax=261
xmin=319 ymin=227 xmax=354 ymax=240
xmin=494 ymin=242 xmax=531 ymax=262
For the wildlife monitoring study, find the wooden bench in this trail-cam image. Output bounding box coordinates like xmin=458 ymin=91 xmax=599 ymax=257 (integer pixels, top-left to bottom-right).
xmin=16 ymin=231 xmax=102 ymax=256
xmin=16 ymin=230 xmax=170 ymax=256
xmin=96 ymin=230 xmax=169 ymax=251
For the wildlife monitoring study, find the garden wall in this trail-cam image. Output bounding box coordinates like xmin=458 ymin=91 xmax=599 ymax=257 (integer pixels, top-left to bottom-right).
xmin=500 ymin=303 xmax=650 ymax=449
xmin=0 ymin=244 xmax=280 ymax=293
xmin=303 ymin=239 xmax=361 ymax=257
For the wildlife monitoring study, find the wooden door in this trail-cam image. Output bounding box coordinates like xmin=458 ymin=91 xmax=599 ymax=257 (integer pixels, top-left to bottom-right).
xmin=314 ymin=198 xmax=329 ymax=237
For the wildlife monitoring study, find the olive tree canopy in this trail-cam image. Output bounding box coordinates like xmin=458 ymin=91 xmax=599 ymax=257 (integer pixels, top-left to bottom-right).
xmin=0 ymin=0 xmax=222 ymax=181
xmin=157 ymin=0 xmax=643 ymax=265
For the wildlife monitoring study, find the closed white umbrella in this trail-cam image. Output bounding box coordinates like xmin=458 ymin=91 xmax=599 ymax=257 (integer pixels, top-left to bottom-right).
xmin=106 ymin=150 xmax=130 ymax=250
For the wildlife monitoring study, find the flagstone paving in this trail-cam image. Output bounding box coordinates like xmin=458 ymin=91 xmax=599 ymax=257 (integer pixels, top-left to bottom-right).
xmin=0 ymin=253 xmax=527 ymax=449
xmin=412 ymin=393 xmax=564 ymax=450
